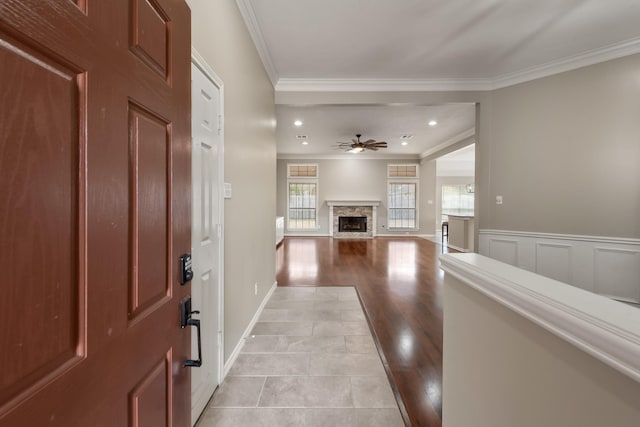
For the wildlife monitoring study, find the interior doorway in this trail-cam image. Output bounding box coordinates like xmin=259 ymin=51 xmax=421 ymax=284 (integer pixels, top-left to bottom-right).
xmin=436 ymin=143 xmax=476 ymax=247
xmin=190 ymin=52 xmax=225 ymax=425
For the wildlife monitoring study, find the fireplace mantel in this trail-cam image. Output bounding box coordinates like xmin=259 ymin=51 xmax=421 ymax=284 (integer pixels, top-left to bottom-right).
xmin=326 ymin=200 xmax=381 ymax=207
xmin=326 ymin=200 xmax=381 ymax=238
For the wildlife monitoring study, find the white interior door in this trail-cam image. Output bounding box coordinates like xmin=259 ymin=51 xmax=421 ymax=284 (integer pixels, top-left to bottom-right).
xmin=191 ymin=60 xmax=223 ymax=425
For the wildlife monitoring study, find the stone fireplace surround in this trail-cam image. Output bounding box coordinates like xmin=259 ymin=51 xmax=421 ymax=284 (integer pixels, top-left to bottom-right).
xmin=326 ymin=200 xmax=381 ymax=239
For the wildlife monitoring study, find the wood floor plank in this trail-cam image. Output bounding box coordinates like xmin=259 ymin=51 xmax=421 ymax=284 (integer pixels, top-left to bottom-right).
xmin=276 ymin=236 xmax=455 ymax=427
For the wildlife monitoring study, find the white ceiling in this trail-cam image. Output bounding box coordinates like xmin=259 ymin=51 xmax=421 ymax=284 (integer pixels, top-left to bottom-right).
xmin=238 ymin=0 xmax=640 ymax=158
xmin=437 ymin=144 xmax=475 ymax=176
xmin=277 ymin=103 xmax=475 ymax=158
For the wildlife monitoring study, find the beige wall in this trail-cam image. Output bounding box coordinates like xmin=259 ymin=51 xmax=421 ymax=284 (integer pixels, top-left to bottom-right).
xmin=477 ymin=54 xmax=640 ymax=238
xmin=276 ymin=158 xmax=436 ymax=235
xmin=276 ymin=55 xmax=640 ymax=241
xmin=190 ymin=0 xmax=276 ymax=361
xmin=420 ymin=160 xmax=437 ymax=234
xmin=443 ymin=274 xmax=640 ymax=427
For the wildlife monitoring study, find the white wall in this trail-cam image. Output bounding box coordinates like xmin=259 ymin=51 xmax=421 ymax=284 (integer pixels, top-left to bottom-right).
xmin=443 ymin=272 xmax=640 ymax=427
xmin=190 ymin=0 xmax=276 ymax=361
xmin=276 ymin=158 xmax=437 ymax=236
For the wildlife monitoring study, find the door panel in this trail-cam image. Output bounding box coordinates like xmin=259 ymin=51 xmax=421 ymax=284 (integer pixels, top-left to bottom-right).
xmin=128 ymin=103 xmax=171 ymax=320
xmin=0 ymin=1 xmax=191 ymax=425
xmin=129 ymin=350 xmax=172 ymax=427
xmin=0 ymin=30 xmax=84 ymax=414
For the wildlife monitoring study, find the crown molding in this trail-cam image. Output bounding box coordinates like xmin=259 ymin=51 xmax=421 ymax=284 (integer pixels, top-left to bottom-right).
xmin=273 ymin=37 xmax=640 ymax=93
xmin=420 ymin=128 xmax=475 ymax=159
xmin=491 ymin=36 xmax=640 ymax=89
xmin=235 ymin=0 xmax=278 ymax=86
xmin=276 ymin=78 xmax=493 ymax=92
xmin=276 ymin=153 xmax=421 ymax=161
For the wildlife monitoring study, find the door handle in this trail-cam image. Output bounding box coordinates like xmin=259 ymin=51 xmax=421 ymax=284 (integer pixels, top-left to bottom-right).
xmin=180 ymin=296 xmax=202 ymax=367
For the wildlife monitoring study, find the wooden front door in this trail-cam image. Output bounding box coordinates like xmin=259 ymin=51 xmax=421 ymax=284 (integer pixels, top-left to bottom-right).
xmin=0 ymin=1 xmax=191 ymax=426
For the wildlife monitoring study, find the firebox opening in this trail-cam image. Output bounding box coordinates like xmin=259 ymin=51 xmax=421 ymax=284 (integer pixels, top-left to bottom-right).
xmin=339 ymin=216 xmax=367 ymax=232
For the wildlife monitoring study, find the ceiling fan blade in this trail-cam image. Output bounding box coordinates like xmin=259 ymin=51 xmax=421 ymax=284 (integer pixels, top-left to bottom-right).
xmin=367 ymin=147 xmax=379 ymax=151
xmin=363 ymin=139 xmax=376 ymax=144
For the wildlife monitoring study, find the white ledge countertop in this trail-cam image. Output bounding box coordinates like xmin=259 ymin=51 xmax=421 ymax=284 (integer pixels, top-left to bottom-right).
xmin=440 ymin=252 xmax=640 ymax=384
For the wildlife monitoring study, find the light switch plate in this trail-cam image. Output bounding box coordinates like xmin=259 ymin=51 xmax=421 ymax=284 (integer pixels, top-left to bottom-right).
xmin=224 ymin=182 xmax=232 ymax=199
xmin=496 ymin=195 xmax=503 ymax=205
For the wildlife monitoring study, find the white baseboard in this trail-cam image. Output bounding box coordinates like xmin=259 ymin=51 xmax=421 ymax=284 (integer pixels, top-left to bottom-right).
xmin=284 ymin=232 xmax=331 ymax=237
xmin=479 ymin=229 xmax=640 ymax=302
xmin=376 ymin=233 xmax=432 ymax=238
xmin=283 ymin=233 xmax=436 ymax=239
xmin=222 ymin=281 xmax=277 ymax=379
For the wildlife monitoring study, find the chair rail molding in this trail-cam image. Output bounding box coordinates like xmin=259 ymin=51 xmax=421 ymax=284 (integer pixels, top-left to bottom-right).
xmin=478 ymin=229 xmax=640 ymax=303
xmin=440 ymin=253 xmax=640 ymax=384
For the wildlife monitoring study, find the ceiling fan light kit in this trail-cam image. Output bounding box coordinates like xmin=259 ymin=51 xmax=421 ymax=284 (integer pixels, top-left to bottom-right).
xmin=337 ymin=133 xmax=388 ymax=153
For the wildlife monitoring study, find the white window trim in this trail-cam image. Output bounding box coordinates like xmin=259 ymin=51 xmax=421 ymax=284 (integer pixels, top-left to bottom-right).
xmin=287 ymin=163 xmax=320 ymax=231
xmin=387 ymin=178 xmax=419 ymax=231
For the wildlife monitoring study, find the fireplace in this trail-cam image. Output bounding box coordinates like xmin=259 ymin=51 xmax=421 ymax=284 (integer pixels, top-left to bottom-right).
xmin=339 ymin=216 xmax=367 ymax=232
xmin=326 ymin=200 xmax=380 ymax=239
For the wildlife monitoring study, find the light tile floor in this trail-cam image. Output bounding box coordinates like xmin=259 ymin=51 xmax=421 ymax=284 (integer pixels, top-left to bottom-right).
xmin=196 ymin=286 xmax=405 ymax=427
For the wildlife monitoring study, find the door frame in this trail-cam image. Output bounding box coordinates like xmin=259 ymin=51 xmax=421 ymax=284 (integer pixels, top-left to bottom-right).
xmin=191 ymin=47 xmax=225 ymax=386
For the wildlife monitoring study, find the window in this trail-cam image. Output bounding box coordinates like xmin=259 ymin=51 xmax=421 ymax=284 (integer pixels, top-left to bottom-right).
xmin=441 ymin=184 xmax=474 ymax=223
xmin=388 ymin=183 xmax=417 ymax=229
xmin=387 ymin=164 xmax=419 ymax=229
xmin=287 ymin=164 xmax=318 ymax=230
xmin=388 ymin=164 xmax=417 ymax=177
xmin=288 ymin=164 xmax=317 ymax=177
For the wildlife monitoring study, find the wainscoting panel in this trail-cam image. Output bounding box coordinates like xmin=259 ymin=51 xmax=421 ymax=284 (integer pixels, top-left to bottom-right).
xmin=594 ymin=248 xmax=640 ymax=303
xmin=479 ymin=230 xmax=640 ymax=303
xmin=485 ymin=239 xmax=519 ymax=266
xmin=536 ymin=243 xmax=572 ymax=284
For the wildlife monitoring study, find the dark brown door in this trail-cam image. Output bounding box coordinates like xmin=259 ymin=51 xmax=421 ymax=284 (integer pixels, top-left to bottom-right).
xmin=0 ymin=1 xmax=191 ymax=426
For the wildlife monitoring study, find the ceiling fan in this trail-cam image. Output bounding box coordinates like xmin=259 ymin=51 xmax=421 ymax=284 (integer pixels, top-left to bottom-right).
xmin=337 ymin=134 xmax=388 ymax=153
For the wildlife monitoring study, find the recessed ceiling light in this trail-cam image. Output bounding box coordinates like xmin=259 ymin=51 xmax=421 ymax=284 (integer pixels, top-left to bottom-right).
xmin=401 ymin=141 xmax=409 ymax=146
xmin=428 ymin=120 xmax=438 ymax=126
xmin=294 ymin=120 xmax=303 ymax=126
xmin=301 ymin=141 xmax=309 ymax=145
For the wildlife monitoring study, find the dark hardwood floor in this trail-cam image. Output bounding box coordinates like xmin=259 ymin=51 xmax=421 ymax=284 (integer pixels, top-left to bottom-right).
xmin=276 ymin=236 xmax=454 ymax=427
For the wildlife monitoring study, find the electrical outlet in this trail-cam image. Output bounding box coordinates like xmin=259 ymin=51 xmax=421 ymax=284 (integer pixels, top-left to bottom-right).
xmin=254 ymin=282 xmax=258 ymax=296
